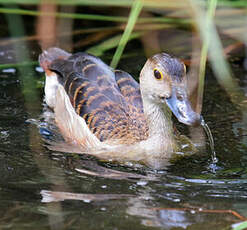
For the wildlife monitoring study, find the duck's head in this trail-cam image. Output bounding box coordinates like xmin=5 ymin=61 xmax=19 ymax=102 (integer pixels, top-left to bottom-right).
xmin=140 ymin=53 xmax=200 ymax=126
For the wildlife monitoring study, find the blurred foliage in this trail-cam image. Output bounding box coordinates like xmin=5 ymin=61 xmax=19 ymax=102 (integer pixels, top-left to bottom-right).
xmin=0 ymin=0 xmax=246 ymax=7
xmin=232 ymin=221 xmax=247 ymax=230
xmin=0 ymin=0 xmax=246 ymax=106
xmin=86 ymin=32 xmax=142 ymax=56
xmin=0 ymin=1 xmax=247 ymax=228
xmin=110 ymin=0 xmax=143 ymax=68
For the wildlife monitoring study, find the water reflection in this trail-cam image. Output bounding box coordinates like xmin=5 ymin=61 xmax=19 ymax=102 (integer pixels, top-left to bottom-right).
xmin=33 ymin=151 xmax=247 ymax=229
xmin=126 ymin=174 xmax=247 ymax=228
xmin=1 ymin=17 xmax=247 ymax=229
xmin=1 ymin=64 xmax=247 ymax=229
xmin=41 ymin=190 xmax=134 ymax=203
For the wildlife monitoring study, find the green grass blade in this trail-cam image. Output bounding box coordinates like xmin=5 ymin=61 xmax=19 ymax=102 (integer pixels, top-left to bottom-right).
xmin=232 ymin=221 xmax=247 ymax=230
xmin=0 ymin=7 xmax=191 ymax=26
xmin=0 ymin=7 xmax=127 ymax=22
xmin=218 ymin=0 xmax=247 ymax=7
xmin=86 ymin=32 xmax=142 ymax=57
xmin=0 ymin=0 xmax=179 ymax=7
xmin=1 ymin=0 xmax=246 ymax=7
xmin=190 ymin=0 xmax=244 ymax=106
xmin=110 ymin=0 xmax=143 ymax=68
xmin=197 ymin=0 xmax=217 ymax=112
xmin=0 ymin=61 xmax=38 ymax=70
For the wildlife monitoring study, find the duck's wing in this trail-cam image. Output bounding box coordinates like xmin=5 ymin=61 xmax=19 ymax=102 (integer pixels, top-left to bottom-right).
xmin=41 ymin=49 xmax=147 ymax=144
xmin=50 ymin=53 xmax=128 ymax=111
xmin=114 ymin=70 xmax=148 ymax=139
xmin=114 ymin=69 xmax=143 ymax=111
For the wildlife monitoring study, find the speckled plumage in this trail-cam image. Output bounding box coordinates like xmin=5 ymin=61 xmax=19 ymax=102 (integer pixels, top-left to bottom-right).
xmin=39 ymin=47 xmax=200 ymax=167
xmin=40 ymin=48 xmax=148 ymax=144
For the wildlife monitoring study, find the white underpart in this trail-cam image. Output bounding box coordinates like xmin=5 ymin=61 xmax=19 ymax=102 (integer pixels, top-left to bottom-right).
xmin=54 ymin=84 xmax=113 ymax=150
xmin=44 ymin=73 xmax=59 ymax=108
xmin=137 ymin=96 xmax=175 ymax=159
xmin=44 ymin=73 xmax=118 ymax=151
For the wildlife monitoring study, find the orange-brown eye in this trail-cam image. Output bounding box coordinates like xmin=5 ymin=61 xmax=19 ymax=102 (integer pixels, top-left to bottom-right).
xmin=153 ymin=68 xmax=163 ymax=80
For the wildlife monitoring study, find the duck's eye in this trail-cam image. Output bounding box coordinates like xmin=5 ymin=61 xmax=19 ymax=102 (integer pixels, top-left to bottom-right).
xmin=153 ymin=68 xmax=163 ymax=80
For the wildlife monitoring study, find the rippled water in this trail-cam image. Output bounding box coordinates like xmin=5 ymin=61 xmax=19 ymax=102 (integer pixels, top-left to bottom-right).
xmin=0 ymin=48 xmax=247 ymax=230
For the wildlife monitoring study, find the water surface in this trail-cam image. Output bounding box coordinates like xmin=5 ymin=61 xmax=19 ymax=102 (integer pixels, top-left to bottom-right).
xmin=0 ymin=7 xmax=247 ymax=229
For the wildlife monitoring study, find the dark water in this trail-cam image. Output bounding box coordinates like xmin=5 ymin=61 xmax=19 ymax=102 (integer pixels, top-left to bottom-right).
xmin=1 ymin=16 xmax=247 ymax=230
xmin=0 ymin=49 xmax=247 ymax=230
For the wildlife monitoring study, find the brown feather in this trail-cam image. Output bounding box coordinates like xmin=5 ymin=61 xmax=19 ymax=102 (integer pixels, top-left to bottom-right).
xmin=42 ymin=51 xmax=149 ymax=144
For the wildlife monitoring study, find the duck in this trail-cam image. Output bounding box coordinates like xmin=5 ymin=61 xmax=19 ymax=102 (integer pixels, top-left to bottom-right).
xmin=39 ymin=47 xmax=201 ymax=168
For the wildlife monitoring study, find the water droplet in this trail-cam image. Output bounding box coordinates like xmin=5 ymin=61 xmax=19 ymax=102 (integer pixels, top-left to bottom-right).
xmin=137 ymin=181 xmax=148 ymax=186
xmin=35 ymin=66 xmax=44 ymax=73
xmin=2 ymin=68 xmax=16 ymax=73
xmin=201 ymin=116 xmax=218 ymax=166
xmin=83 ymin=199 xmax=91 ymax=203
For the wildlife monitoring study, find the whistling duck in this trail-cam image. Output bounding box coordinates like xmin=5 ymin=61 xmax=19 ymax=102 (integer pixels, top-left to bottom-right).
xmin=39 ymin=47 xmax=200 ymax=167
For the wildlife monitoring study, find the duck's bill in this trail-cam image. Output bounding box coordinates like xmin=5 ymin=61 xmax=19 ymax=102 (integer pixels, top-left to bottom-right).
xmin=165 ymin=87 xmax=201 ymax=126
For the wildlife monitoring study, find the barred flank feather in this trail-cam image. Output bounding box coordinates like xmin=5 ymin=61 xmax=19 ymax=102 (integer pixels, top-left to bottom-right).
xmin=40 ymin=48 xmax=148 ymax=144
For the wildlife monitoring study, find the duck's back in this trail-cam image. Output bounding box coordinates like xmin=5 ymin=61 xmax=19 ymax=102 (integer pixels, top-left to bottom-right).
xmin=40 ymin=48 xmax=148 ymax=144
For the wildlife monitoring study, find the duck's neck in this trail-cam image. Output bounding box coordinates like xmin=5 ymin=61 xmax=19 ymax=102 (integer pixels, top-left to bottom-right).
xmin=142 ymin=97 xmax=176 ymax=153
